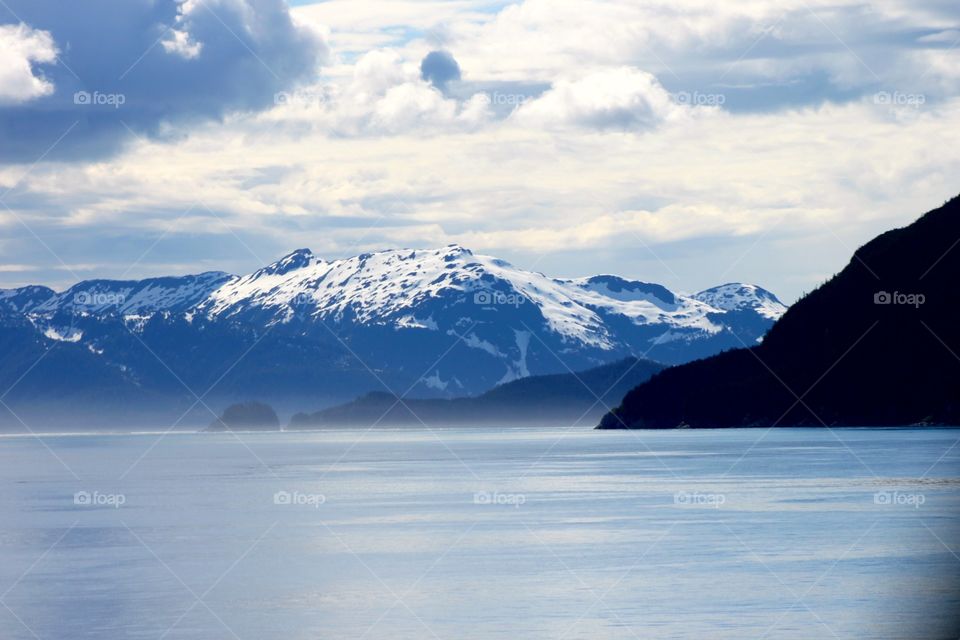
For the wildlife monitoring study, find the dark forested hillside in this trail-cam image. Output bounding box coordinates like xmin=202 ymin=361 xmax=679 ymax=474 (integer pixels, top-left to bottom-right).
xmin=600 ymin=195 xmax=960 ymax=429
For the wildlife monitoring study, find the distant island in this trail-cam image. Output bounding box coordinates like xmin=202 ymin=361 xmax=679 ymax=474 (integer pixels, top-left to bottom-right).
xmin=291 ymin=357 xmax=664 ymax=428
xmin=599 ymin=195 xmax=960 ymax=429
xmin=208 ymin=402 xmax=280 ymax=431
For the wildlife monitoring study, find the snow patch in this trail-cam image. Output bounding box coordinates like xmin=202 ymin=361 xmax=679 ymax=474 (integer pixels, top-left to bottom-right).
xmin=43 ymin=327 xmax=82 ymax=343
xmin=513 ymin=329 xmax=531 ymax=378
xmin=457 ymin=331 xmax=503 ymax=357
xmin=396 ymin=315 xmax=439 ymax=330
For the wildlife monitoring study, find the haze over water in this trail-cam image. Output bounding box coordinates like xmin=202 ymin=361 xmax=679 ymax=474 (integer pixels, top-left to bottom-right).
xmin=1 ymin=427 xmax=958 ymax=639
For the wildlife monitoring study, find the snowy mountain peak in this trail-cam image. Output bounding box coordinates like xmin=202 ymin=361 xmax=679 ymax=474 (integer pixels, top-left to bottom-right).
xmin=256 ymin=248 xmax=320 ymax=277
xmin=443 ymin=243 xmax=473 ymax=256
xmin=203 ymin=245 xmax=505 ymax=325
xmin=692 ymin=283 xmax=786 ymax=320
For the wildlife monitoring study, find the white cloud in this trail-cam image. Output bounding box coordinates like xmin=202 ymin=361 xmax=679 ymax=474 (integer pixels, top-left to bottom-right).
xmin=350 ymin=49 xmax=410 ymax=97
xmin=513 ymin=67 xmax=695 ymax=130
xmin=268 ymin=48 xmax=491 ymax=135
xmin=0 ymin=23 xmax=57 ymax=105
xmin=373 ymin=82 xmax=457 ymax=132
xmin=162 ymin=29 xmax=203 ymax=59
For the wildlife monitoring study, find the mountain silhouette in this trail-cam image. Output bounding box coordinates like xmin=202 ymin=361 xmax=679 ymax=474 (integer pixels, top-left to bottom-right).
xmin=292 ymin=357 xmax=664 ymax=428
xmin=600 ymin=195 xmax=960 ymax=429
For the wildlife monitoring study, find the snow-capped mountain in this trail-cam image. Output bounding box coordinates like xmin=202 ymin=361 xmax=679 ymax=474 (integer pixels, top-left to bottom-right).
xmin=0 ymin=246 xmax=786 ymax=427
xmin=197 ymin=245 xmax=764 ymax=351
xmin=692 ymin=283 xmax=786 ymax=320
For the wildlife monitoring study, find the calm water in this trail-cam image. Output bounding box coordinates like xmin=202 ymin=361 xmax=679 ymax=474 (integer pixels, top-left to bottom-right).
xmin=0 ymin=427 xmax=958 ymax=639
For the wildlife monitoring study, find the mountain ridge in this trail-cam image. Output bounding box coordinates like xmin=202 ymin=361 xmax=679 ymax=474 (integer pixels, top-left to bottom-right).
xmin=0 ymin=245 xmax=786 ymax=428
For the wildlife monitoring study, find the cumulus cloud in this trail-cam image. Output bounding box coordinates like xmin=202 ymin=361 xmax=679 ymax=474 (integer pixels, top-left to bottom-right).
xmin=372 ymin=83 xmax=458 ymax=132
xmin=161 ymin=29 xmax=203 ymax=60
xmin=0 ymin=24 xmax=58 ymax=105
xmin=270 ymin=48 xmax=489 ymax=136
xmin=420 ymin=50 xmax=461 ymax=91
xmin=0 ymin=0 xmax=328 ymax=163
xmin=513 ymin=67 xmax=693 ymax=130
xmin=349 ymin=49 xmax=409 ymax=98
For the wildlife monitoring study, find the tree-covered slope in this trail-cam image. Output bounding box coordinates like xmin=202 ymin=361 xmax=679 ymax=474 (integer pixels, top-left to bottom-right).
xmin=600 ymin=195 xmax=960 ymax=428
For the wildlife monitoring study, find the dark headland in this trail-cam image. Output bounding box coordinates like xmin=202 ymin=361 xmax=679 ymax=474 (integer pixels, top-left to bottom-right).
xmin=599 ymin=195 xmax=960 ymax=429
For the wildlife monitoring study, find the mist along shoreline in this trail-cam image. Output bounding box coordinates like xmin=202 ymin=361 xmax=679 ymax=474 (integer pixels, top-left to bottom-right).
xmin=1 ymin=424 xmax=959 ymax=439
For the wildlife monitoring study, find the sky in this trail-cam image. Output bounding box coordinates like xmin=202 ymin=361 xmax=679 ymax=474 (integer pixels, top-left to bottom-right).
xmin=0 ymin=0 xmax=958 ymax=303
